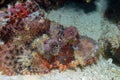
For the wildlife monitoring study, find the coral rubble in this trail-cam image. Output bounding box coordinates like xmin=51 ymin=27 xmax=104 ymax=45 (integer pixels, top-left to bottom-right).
xmin=0 ymin=1 xmax=98 ymax=75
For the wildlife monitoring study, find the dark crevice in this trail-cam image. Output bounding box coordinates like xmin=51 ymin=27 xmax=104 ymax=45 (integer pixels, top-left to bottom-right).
xmin=104 ymin=0 xmax=120 ymax=24
xmin=65 ymin=0 xmax=96 ymax=13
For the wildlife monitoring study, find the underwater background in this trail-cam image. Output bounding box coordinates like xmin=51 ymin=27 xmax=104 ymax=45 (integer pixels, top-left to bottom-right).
xmin=0 ymin=0 xmax=120 ymax=80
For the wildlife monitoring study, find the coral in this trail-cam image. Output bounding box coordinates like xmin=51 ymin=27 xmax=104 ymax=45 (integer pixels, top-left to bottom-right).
xmin=0 ymin=15 xmax=50 ymax=43
xmin=0 ymin=0 xmax=41 ymax=24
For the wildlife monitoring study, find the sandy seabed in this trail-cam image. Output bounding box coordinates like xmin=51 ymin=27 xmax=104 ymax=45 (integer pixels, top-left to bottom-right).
xmin=0 ymin=0 xmax=120 ymax=80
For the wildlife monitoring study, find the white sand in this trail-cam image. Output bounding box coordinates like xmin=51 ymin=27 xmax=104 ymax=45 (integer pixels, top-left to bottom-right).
xmin=0 ymin=0 xmax=120 ymax=80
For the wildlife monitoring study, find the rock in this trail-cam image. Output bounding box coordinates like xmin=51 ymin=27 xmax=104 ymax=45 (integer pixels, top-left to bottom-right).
xmin=103 ymin=36 xmax=120 ymax=64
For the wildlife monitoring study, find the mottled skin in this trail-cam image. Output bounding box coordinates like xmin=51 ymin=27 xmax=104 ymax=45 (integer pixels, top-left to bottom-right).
xmin=0 ymin=1 xmax=98 ymax=75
